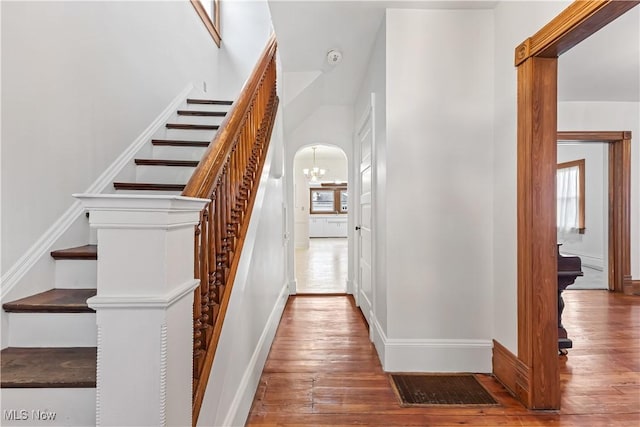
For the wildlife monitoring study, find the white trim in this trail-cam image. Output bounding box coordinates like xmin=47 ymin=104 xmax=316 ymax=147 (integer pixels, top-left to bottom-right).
xmin=371 ymin=315 xmax=387 ymax=365
xmin=383 ymin=339 xmax=492 ymax=373
xmin=288 ymin=280 xmax=297 ymax=295
xmin=358 ymin=288 xmax=373 ymax=326
xmin=88 ymin=279 xmax=199 ymax=310
xmin=346 ymin=278 xmax=355 ymax=296
xmin=0 ymin=84 xmax=194 ymax=300
xmin=222 ymin=282 xmax=289 ymax=427
xmin=372 ymin=328 xmax=492 ymax=373
xmin=370 ymin=313 xmax=491 ymax=373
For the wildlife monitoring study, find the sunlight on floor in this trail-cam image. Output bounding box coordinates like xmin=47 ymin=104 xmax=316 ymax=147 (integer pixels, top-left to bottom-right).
xmin=295 ymin=238 xmax=347 ymax=293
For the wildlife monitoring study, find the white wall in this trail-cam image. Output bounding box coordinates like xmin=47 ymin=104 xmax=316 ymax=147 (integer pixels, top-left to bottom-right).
xmin=354 ymin=16 xmax=387 ymax=339
xmin=383 ymin=8 xmax=494 ymax=372
xmin=1 ymin=0 xmax=271 ymax=278
xmin=558 ymin=101 xmax=640 ymax=278
xmin=492 ymin=0 xmax=571 ymax=353
xmin=557 ymin=143 xmax=608 ymax=271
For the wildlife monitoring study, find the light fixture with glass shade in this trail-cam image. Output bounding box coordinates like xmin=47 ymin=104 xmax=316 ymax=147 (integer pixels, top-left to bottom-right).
xmin=302 ymin=146 xmax=326 ymax=182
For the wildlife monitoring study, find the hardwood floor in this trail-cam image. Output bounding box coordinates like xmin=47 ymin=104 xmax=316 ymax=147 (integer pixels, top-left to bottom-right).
xmin=247 ymin=291 xmax=640 ymax=426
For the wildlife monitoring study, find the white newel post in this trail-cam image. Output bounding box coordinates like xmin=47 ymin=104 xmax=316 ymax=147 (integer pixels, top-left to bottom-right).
xmin=74 ymin=194 xmax=209 ymax=427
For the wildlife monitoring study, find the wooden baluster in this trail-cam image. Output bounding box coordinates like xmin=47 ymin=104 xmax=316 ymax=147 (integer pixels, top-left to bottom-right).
xmin=222 ymin=167 xmax=234 ymax=277
xmin=199 ymin=205 xmax=211 ymax=344
xmin=214 ymin=181 xmax=226 ymax=303
xmin=207 ymin=192 xmax=218 ymax=325
xmin=193 ymin=217 xmax=203 ymax=380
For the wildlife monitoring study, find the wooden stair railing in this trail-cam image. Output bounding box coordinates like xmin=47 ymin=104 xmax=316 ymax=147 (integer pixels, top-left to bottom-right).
xmin=181 ymin=33 xmax=279 ymax=423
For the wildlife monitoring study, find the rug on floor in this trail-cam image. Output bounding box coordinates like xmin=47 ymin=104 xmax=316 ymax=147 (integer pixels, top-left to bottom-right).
xmin=390 ymin=373 xmax=499 ymax=406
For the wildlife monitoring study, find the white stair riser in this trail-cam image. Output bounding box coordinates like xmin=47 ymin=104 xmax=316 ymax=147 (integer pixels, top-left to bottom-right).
xmin=0 ymin=388 xmax=95 ymax=426
xmin=156 ymin=128 xmax=217 ymax=141
xmin=114 ymin=189 xmax=183 ymax=196
xmin=152 ymin=145 xmax=208 ymax=160
xmin=54 ymin=260 xmax=96 ymax=289
xmin=135 ymin=165 xmax=196 ymax=184
xmin=174 ymin=115 xmax=225 ymax=126
xmin=7 ymin=313 xmax=96 ymax=347
xmin=183 ymin=103 xmax=231 ymax=113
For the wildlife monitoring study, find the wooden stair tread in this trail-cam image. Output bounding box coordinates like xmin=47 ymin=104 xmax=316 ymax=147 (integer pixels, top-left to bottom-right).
xmin=151 ymin=139 xmax=210 ymax=147
xmin=1 ymin=347 xmax=96 ymax=388
xmin=135 ymin=159 xmax=199 ymax=167
xmin=177 ymin=110 xmax=226 ymax=117
xmin=165 ymin=123 xmax=219 ymax=130
xmin=186 ymin=99 xmax=233 ymax=105
xmin=113 ymin=182 xmax=185 ymax=191
xmin=3 ymin=289 xmax=96 ymax=313
xmin=51 ymin=244 xmax=97 ymax=260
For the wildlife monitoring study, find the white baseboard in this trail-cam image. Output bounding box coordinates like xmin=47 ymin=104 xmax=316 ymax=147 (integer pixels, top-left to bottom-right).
xmin=558 ymin=250 xmax=604 ymax=271
xmin=0 ymin=84 xmax=194 ymax=301
xmin=346 ymin=279 xmax=355 ymax=296
xmin=371 ymin=315 xmax=387 ymax=364
xmin=288 ymin=280 xmax=297 ymax=295
xmin=370 ymin=319 xmax=492 ymax=373
xmin=222 ymin=282 xmax=289 ymax=427
xmin=358 ymin=289 xmax=372 ymax=325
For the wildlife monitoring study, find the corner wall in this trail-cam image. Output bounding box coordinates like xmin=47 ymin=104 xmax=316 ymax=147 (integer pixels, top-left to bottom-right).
xmin=492 ymin=0 xmax=571 ymax=353
xmin=354 ymin=15 xmax=387 ymax=346
xmin=383 ymin=8 xmax=494 ymax=372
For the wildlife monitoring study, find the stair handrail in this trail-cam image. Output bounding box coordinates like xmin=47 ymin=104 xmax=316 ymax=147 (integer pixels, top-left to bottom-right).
xmin=181 ymin=33 xmax=279 ymax=424
xmin=182 ymin=33 xmax=277 ymax=198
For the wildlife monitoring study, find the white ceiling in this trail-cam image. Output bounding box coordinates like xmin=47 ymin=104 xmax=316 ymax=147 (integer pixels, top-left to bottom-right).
xmin=269 ymin=0 xmax=639 ymax=132
xmin=558 ymin=6 xmax=640 ymax=102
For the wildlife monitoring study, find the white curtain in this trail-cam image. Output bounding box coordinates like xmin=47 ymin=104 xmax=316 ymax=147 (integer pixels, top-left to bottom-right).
xmin=557 ymin=165 xmax=580 ymax=242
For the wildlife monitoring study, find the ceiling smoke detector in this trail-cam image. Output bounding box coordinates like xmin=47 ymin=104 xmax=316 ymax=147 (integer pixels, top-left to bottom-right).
xmin=326 ymin=49 xmax=342 ymax=65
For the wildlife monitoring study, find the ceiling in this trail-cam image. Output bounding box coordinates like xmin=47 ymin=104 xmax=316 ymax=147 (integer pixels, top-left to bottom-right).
xmin=269 ymin=0 xmax=639 ymax=132
xmin=558 ymin=6 xmax=640 ymax=102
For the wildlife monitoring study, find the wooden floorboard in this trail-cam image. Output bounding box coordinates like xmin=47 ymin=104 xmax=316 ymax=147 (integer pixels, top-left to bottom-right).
xmin=247 ymin=291 xmax=640 ymax=426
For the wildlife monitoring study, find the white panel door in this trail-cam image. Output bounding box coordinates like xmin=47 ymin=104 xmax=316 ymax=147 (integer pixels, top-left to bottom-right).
xmin=356 ymin=96 xmax=374 ymax=325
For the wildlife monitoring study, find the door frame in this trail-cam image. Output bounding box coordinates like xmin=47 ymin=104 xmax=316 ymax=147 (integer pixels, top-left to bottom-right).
xmin=353 ymin=92 xmax=376 ymax=326
xmin=557 ymin=131 xmax=632 ymax=294
xmin=493 ymin=0 xmax=639 ymax=410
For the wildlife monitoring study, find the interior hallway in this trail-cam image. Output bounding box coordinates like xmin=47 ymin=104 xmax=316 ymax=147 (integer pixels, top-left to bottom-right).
xmin=295 ymin=238 xmax=347 ymax=293
xmin=247 ymin=291 xmax=640 ymax=426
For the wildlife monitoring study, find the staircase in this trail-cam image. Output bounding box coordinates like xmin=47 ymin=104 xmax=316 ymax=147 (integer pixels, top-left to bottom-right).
xmin=0 ymin=98 xmax=232 ymax=426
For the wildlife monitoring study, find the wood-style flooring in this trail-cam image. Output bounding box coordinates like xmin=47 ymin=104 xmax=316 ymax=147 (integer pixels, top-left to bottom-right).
xmin=247 ymin=290 xmax=640 ymax=426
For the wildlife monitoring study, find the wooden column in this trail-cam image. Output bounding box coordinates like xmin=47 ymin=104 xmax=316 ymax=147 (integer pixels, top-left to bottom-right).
xmin=610 ymin=134 xmax=632 ymax=294
xmin=516 ymin=56 xmax=560 ymax=409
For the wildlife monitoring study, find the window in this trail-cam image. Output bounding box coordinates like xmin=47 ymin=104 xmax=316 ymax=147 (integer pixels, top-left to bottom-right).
xmin=309 ymin=185 xmax=347 ymax=214
xmin=191 ymin=0 xmax=221 ymax=47
xmin=557 ymin=159 xmax=585 ymax=234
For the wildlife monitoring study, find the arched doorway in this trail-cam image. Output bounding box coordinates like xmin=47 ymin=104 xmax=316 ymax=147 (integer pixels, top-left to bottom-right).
xmin=292 ymin=145 xmax=349 ymax=294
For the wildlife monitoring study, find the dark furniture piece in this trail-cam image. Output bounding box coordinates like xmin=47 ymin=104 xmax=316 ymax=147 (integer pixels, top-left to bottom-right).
xmin=557 ymin=244 xmax=583 ymax=352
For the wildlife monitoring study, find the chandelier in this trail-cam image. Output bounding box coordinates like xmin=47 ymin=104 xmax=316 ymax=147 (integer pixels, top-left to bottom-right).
xmin=302 ymin=147 xmax=326 ymax=182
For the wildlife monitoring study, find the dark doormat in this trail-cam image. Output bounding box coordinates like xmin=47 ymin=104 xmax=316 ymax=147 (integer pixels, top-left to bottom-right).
xmin=390 ymin=373 xmax=499 ymax=406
